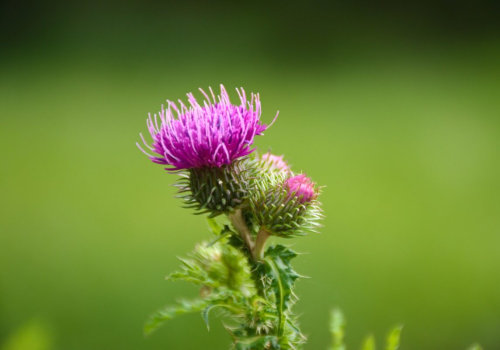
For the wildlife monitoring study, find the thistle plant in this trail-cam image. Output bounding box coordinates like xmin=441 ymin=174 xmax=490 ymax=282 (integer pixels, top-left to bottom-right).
xmin=138 ymin=85 xmax=321 ymax=349
xmin=137 ymin=85 xmax=483 ymax=350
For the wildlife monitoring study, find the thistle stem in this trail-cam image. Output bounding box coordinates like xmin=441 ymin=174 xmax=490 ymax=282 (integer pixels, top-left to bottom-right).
xmin=229 ymin=209 xmax=254 ymax=256
xmin=253 ymin=228 xmax=271 ymax=260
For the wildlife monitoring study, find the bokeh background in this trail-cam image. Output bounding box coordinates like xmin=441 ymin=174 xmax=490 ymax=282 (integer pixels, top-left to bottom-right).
xmin=1 ymin=1 xmax=499 ymax=349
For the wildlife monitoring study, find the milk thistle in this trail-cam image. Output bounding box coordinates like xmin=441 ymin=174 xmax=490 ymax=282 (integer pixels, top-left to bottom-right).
xmin=138 ymin=85 xmax=321 ymax=349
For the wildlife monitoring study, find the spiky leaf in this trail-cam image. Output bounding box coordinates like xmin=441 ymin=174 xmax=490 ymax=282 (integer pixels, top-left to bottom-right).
xmin=263 ymin=245 xmax=301 ymax=335
xmin=144 ymin=299 xmax=208 ymax=336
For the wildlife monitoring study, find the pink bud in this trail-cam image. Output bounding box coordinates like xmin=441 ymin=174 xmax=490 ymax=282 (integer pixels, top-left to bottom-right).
xmin=285 ymin=174 xmax=317 ymax=203
xmin=261 ymin=152 xmax=290 ymax=172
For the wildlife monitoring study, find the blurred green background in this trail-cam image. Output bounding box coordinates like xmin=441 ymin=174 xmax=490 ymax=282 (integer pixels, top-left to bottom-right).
xmin=1 ymin=1 xmax=499 ymax=349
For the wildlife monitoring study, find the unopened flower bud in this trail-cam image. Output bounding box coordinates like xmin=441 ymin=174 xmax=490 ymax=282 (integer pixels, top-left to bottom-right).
xmin=260 ymin=152 xmax=290 ymax=173
xmin=285 ymin=174 xmax=318 ymax=203
xmin=251 ymin=172 xmax=322 ymax=237
xmin=192 ymin=242 xmax=256 ymax=297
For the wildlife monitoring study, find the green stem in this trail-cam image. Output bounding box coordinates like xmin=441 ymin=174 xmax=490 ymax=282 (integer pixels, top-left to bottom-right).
xmin=228 ymin=208 xmax=254 ymax=257
xmin=253 ymin=228 xmax=271 ymax=260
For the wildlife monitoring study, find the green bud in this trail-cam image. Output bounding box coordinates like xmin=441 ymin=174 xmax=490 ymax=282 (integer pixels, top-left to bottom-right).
xmin=192 ymin=242 xmax=256 ymax=297
xmin=250 ymin=170 xmax=322 ymax=237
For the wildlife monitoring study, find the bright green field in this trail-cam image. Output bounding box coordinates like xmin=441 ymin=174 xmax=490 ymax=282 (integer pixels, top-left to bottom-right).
xmin=1 ymin=43 xmax=499 ymax=350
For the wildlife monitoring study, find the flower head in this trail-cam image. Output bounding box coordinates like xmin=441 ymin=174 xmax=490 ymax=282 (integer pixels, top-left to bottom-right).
xmin=261 ymin=152 xmax=290 ymax=173
xmin=138 ymin=85 xmax=275 ymax=171
xmin=285 ymin=174 xmax=318 ymax=203
xmin=250 ymin=171 xmax=321 ymax=237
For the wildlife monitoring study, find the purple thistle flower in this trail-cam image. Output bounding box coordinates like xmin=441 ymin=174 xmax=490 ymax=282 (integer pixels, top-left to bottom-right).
xmin=261 ymin=152 xmax=290 ymax=173
xmin=285 ymin=174 xmax=318 ymax=204
xmin=138 ymin=85 xmax=276 ymax=171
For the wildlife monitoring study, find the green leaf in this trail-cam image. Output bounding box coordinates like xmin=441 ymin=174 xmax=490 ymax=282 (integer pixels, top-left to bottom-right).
xmin=361 ymin=335 xmax=376 ymax=350
xmin=264 ymin=245 xmax=300 ymax=310
xmin=202 ymin=305 xmax=215 ymax=331
xmin=207 ymin=217 xmax=222 ymax=235
xmin=467 ymin=344 xmax=483 ymax=350
xmin=264 ymin=245 xmax=301 ymax=337
xmin=329 ymin=309 xmax=346 ymax=350
xmin=385 ymin=325 xmax=403 ymax=350
xmin=201 ymin=302 xmax=241 ymax=331
xmin=144 ymin=299 xmax=208 ymax=336
xmin=166 ymin=257 xmax=206 ymax=285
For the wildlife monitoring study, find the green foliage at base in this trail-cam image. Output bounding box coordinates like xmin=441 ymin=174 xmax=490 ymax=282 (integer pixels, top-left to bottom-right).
xmin=145 ymin=217 xmax=485 ymax=350
xmin=145 ymin=218 xmax=305 ymax=349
